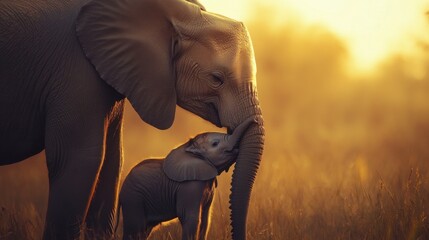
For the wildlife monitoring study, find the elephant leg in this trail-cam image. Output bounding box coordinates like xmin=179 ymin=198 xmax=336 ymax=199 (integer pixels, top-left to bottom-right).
xmin=178 ymin=212 xmax=201 ymax=240
xmin=121 ymin=197 xmax=149 ymax=240
xmin=177 ymin=181 xmax=208 ymax=240
xmin=198 ymin=194 xmax=214 ymax=240
xmin=43 ymin=111 xmax=107 ymax=239
xmin=85 ymin=101 xmax=125 ymax=238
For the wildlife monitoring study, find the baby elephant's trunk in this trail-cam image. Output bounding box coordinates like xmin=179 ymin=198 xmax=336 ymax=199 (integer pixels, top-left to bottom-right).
xmin=226 ymin=117 xmax=256 ymax=152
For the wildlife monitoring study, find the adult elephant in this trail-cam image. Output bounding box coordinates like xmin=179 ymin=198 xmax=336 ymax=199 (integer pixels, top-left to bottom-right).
xmin=0 ymin=0 xmax=265 ymax=239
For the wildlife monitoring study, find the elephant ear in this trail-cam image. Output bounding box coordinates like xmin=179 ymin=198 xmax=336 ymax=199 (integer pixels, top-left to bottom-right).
xmin=163 ymin=144 xmax=218 ymax=182
xmin=76 ymin=0 xmax=176 ymax=129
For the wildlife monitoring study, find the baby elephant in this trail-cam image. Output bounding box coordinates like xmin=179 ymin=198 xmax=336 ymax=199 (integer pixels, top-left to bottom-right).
xmin=119 ymin=117 xmax=256 ymax=240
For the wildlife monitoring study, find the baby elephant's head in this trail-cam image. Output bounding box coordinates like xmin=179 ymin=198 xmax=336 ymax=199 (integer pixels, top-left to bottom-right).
xmin=186 ymin=116 xmax=256 ymax=173
xmin=185 ymin=132 xmax=239 ymax=173
xmin=163 ymin=117 xmax=256 ymax=182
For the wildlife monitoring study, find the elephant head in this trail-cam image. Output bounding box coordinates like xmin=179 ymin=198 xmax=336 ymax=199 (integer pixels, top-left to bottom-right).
xmin=76 ymin=0 xmax=265 ymax=238
xmin=163 ymin=117 xmax=256 ymax=181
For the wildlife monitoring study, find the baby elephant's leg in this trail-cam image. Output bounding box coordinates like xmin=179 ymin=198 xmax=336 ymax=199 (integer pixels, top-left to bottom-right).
xmin=121 ymin=198 xmax=150 ymax=240
xmin=177 ymin=181 xmax=209 ymax=240
xmin=198 ymin=193 xmax=214 ymax=240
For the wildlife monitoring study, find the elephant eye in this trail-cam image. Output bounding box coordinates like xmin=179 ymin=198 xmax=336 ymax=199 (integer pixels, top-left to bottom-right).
xmin=210 ymin=72 xmax=224 ymax=88
xmin=211 ymin=140 xmax=220 ymax=147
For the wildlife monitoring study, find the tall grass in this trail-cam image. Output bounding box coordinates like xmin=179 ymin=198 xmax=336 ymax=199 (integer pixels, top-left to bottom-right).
xmin=1 ymin=7 xmax=429 ymax=240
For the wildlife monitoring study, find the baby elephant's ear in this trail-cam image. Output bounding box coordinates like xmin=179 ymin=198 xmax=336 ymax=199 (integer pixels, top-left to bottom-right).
xmin=163 ymin=144 xmax=217 ymax=182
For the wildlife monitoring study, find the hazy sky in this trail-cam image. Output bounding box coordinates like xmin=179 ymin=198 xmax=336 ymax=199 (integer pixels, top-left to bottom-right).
xmin=201 ymin=0 xmax=429 ymax=73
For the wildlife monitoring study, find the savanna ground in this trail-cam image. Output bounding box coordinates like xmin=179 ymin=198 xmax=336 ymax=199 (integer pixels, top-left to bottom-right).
xmin=1 ymin=9 xmax=429 ymax=240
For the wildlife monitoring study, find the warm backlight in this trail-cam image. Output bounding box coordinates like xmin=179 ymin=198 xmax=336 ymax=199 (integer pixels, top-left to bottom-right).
xmin=201 ymin=0 xmax=429 ymax=73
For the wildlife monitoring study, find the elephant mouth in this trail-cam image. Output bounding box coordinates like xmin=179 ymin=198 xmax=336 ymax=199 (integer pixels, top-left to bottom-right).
xmin=218 ymin=161 xmax=234 ymax=173
xmin=207 ymin=102 xmax=222 ymax=128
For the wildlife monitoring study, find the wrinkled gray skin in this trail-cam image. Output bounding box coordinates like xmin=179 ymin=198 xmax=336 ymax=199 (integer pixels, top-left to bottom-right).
xmin=0 ymin=0 xmax=265 ymax=239
xmin=119 ymin=118 xmax=255 ymax=240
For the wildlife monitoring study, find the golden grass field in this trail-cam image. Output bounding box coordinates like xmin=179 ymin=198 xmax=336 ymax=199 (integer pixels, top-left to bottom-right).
xmin=1 ymin=10 xmax=429 ymax=240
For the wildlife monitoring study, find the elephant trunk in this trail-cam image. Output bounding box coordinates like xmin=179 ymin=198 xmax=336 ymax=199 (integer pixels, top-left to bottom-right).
xmin=226 ymin=117 xmax=256 ymax=152
xmin=229 ymin=107 xmax=265 ymax=240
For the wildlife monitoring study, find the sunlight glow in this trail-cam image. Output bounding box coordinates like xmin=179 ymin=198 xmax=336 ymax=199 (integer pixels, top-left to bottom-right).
xmin=200 ymin=0 xmax=429 ymax=73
